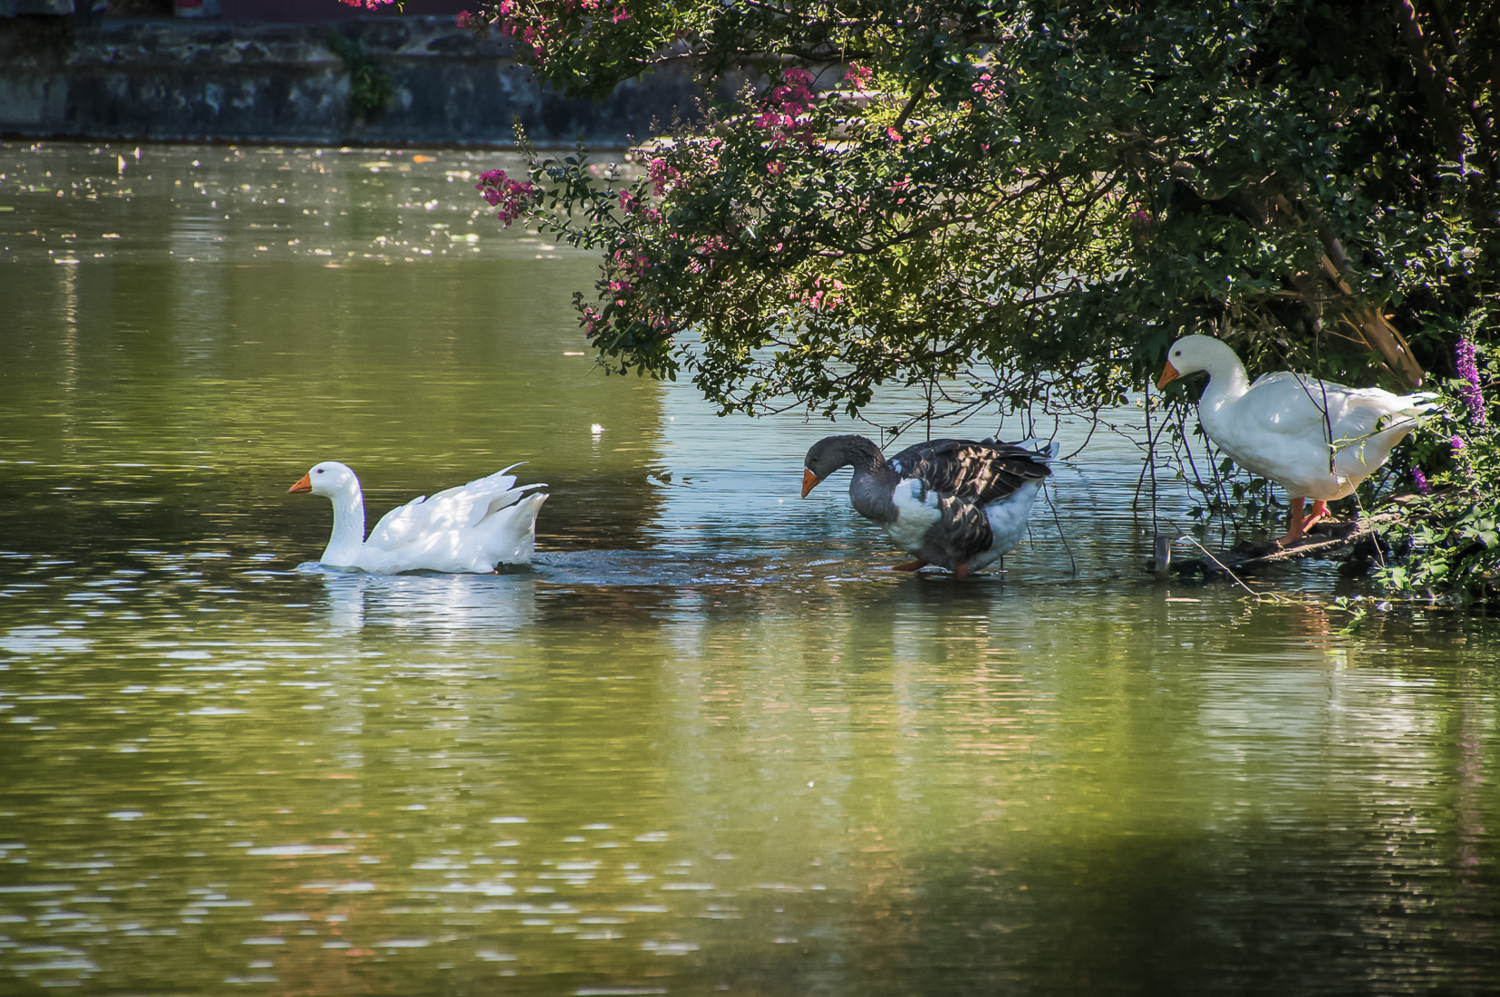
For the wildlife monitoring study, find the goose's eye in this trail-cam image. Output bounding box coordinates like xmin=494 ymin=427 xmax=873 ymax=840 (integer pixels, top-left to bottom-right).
xmin=316 ymin=468 xmax=324 ymax=474
xmin=1174 ymin=350 xmax=1181 ymax=356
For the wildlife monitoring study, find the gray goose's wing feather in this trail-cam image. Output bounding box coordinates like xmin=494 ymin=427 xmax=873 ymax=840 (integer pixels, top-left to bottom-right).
xmin=888 ymin=439 xmax=1052 ymax=507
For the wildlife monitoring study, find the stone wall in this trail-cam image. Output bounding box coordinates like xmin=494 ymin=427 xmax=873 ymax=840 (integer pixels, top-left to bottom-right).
xmin=0 ymin=15 xmax=702 ymax=146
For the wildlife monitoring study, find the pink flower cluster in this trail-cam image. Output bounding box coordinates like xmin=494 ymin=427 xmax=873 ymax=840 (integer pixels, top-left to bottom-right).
xmin=607 ymin=248 xmax=651 ymax=303
xmin=487 ymin=0 xmax=628 ymax=61
xmin=494 ymin=0 xmax=554 ymax=56
xmin=580 ymin=303 xmax=605 ymax=337
xmin=756 ymin=68 xmax=817 ymax=142
xmin=844 ymin=63 xmax=872 ymax=92
xmin=684 ymin=234 xmax=731 ymax=275
xmin=800 ymin=276 xmax=845 ymax=312
xmin=971 ymin=71 xmax=1004 ymax=101
xmin=336 ymin=0 xmax=396 ymax=8
xmin=618 ymin=187 xmax=661 ymax=223
xmin=590 ymin=243 xmax=677 ymax=342
xmin=475 ymin=169 xmax=538 ymax=227
xmin=648 ymin=157 xmax=678 ymax=197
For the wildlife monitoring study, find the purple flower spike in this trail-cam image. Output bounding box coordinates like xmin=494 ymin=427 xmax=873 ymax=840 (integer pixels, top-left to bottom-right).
xmin=1455 ymin=338 xmax=1486 ymax=427
xmin=1451 ymin=434 xmax=1466 ymax=451
xmin=1412 ymin=467 xmax=1431 ymax=495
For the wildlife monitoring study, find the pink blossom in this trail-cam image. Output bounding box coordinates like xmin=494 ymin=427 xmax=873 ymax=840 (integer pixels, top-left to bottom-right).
xmin=844 ymin=63 xmax=872 ymax=92
xmin=580 ymin=304 xmax=604 ymax=337
xmin=474 ymin=168 xmax=538 ymax=227
xmin=970 ymin=72 xmax=1004 ymax=101
xmin=611 ymin=5 xmax=631 ymax=22
xmin=618 ymin=189 xmax=638 ymax=214
xmin=336 ymin=0 xmax=396 ymax=7
xmin=754 ymin=69 xmax=817 ymax=142
xmin=767 ymin=160 xmax=784 ymax=176
xmin=456 ymin=10 xmax=473 ymax=27
xmin=800 ymin=276 xmax=845 ymax=311
xmin=648 ymin=157 xmax=678 ymax=197
xmin=887 ymin=126 xmax=903 ymax=142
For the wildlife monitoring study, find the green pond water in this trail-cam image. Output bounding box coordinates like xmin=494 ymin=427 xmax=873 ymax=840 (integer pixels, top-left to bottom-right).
xmin=0 ymin=140 xmax=1497 ymax=996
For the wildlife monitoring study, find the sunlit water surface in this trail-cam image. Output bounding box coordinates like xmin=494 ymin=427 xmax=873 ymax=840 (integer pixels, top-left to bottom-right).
xmin=1 ymin=141 xmax=1497 ymax=995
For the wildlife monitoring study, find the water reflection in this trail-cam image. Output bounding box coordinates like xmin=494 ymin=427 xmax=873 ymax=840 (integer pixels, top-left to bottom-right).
xmin=0 ymin=140 xmax=671 ymax=561
xmin=1 ymin=141 xmax=1498 ymax=995
xmin=309 ymin=566 xmax=539 ymax=636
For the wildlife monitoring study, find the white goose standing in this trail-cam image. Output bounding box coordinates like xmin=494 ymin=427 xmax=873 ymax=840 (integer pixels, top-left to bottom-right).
xmin=287 ymin=461 xmax=547 ymax=573
xmin=1157 ymin=334 xmax=1437 ymax=544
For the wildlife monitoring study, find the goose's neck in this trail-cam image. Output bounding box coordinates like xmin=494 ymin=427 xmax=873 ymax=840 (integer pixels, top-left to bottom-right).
xmin=321 ymin=483 xmax=367 ymax=565
xmin=845 ymin=439 xmax=899 ymax=521
xmin=845 ymin=438 xmax=890 ymax=479
xmin=1198 ymin=354 xmax=1252 ymax=419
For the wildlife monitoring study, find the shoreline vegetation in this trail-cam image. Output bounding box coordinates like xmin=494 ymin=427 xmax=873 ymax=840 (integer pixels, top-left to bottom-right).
xmin=440 ymin=0 xmax=1497 ymax=602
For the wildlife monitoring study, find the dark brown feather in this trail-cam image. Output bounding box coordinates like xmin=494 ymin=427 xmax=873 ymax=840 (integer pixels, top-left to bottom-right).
xmin=887 ymin=439 xmax=1052 ymax=508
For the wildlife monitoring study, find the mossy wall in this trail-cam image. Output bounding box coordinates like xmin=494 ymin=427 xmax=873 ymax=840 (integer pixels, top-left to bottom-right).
xmin=0 ymin=15 xmax=701 ymax=146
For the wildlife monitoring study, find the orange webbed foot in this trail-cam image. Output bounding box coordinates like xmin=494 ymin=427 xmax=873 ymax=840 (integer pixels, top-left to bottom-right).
xmin=1277 ymin=497 xmax=1309 ymax=547
xmin=1300 ymin=500 xmax=1332 ymax=533
xmin=893 ymin=559 xmax=928 ymax=572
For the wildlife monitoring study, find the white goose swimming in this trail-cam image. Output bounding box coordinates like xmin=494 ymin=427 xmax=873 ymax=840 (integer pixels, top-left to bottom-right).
xmin=1157 ymin=334 xmax=1437 ymax=544
xmin=287 ymin=461 xmax=547 ymax=573
xmin=801 ymin=435 xmax=1057 ymax=577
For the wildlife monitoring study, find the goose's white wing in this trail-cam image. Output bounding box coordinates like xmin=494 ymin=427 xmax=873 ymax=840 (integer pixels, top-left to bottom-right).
xmin=879 ymin=477 xmax=943 ymax=553
xmin=1219 ymin=373 xmax=1438 ymax=498
xmin=364 ymin=465 xmax=534 ymax=552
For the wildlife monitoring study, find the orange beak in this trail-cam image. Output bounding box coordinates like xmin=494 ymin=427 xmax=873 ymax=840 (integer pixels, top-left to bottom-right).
xmin=1156 ymin=360 xmax=1180 ymax=391
xmin=288 ymin=473 xmax=312 ymax=494
xmin=801 ymin=469 xmax=821 ymax=498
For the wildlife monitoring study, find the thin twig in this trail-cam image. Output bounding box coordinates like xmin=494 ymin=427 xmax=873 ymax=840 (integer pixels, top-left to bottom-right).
xmin=1064 ymin=408 xmax=1102 ymax=461
xmin=1043 ymin=478 xmax=1077 ymax=576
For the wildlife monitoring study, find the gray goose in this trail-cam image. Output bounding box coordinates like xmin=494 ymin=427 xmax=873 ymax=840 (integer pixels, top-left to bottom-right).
xmin=801 ymin=435 xmax=1057 ymax=577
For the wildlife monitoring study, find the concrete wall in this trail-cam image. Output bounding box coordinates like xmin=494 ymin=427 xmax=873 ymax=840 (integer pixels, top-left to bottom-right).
xmin=0 ymin=15 xmax=703 ymax=146
xmin=216 ymin=0 xmax=470 ymax=24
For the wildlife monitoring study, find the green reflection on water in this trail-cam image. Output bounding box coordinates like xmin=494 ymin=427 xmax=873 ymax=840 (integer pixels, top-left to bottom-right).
xmin=0 ymin=141 xmax=1498 ymax=996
